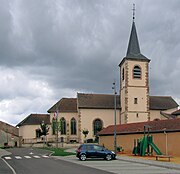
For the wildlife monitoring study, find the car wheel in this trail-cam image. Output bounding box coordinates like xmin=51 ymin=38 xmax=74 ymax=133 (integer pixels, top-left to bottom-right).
xmin=79 ymin=154 xmax=86 ymax=161
xmin=106 ymin=154 xmax=112 ymax=161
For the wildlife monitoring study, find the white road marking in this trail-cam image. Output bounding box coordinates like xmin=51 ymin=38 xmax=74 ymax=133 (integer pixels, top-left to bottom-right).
xmin=24 ymin=156 xmax=31 ymax=159
xmin=33 ymin=155 xmax=41 ymax=158
xmin=29 ymin=152 xmax=33 ymax=154
xmin=2 ymin=158 xmax=17 ymax=174
xmin=4 ymin=156 xmax=12 ymax=160
xmin=15 ymin=156 xmax=22 ymax=159
xmin=42 ymin=155 xmax=49 ymax=158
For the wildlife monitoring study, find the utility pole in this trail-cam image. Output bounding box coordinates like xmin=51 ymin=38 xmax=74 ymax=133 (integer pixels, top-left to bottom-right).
xmin=112 ymin=80 xmax=117 ymax=155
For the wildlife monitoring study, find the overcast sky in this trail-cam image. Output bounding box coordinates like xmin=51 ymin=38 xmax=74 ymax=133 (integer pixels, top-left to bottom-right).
xmin=0 ymin=0 xmax=180 ymax=126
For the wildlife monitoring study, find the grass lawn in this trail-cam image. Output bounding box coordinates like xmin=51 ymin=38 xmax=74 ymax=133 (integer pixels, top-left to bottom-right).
xmin=42 ymin=147 xmax=76 ymax=156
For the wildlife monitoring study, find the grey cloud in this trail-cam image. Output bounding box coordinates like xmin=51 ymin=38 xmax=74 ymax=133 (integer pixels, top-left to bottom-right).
xmin=0 ymin=0 xmax=180 ymax=125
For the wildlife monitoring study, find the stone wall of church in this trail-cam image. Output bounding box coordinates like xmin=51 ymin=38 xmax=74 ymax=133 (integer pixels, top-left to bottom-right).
xmin=49 ymin=112 xmax=78 ymax=142
xmin=120 ymin=60 xmax=149 ymax=124
xmin=80 ymin=108 xmax=120 ymax=142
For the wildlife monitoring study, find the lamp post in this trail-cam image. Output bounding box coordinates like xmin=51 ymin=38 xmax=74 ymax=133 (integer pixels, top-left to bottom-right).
xmin=163 ymin=128 xmax=168 ymax=155
xmin=112 ymin=80 xmax=117 ymax=155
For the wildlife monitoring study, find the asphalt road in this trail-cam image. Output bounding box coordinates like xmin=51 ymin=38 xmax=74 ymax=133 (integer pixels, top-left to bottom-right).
xmin=1 ymin=148 xmax=180 ymax=174
xmin=0 ymin=148 xmax=113 ymax=174
xmin=55 ymin=155 xmax=180 ymax=174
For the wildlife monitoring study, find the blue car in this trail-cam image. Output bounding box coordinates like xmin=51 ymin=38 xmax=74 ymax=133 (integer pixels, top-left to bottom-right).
xmin=76 ymin=144 xmax=116 ymax=161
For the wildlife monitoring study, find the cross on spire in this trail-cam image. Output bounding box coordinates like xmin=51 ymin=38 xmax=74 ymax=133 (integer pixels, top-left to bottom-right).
xmin=132 ymin=3 xmax=135 ymax=21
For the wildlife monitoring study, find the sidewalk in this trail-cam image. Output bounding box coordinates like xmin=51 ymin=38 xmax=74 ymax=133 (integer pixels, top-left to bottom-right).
xmin=65 ymin=147 xmax=180 ymax=170
xmin=0 ymin=148 xmax=11 ymax=157
xmin=117 ymin=155 xmax=180 ymax=171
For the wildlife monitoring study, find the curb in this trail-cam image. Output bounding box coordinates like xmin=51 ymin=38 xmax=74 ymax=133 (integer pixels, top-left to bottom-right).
xmin=0 ymin=149 xmax=11 ymax=158
xmin=117 ymin=156 xmax=180 ymax=171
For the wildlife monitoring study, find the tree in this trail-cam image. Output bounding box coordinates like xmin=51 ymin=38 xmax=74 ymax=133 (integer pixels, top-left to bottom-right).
xmin=40 ymin=121 xmax=49 ymax=136
xmin=82 ymin=128 xmax=89 ymax=143
xmin=40 ymin=121 xmax=49 ymax=145
xmin=51 ymin=118 xmax=63 ymax=148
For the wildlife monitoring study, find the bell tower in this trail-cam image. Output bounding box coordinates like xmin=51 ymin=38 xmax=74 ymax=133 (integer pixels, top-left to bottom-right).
xmin=119 ymin=4 xmax=150 ymax=124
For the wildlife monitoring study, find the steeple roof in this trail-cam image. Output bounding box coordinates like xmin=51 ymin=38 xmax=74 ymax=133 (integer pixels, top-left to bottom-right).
xmin=126 ymin=21 xmax=149 ymax=60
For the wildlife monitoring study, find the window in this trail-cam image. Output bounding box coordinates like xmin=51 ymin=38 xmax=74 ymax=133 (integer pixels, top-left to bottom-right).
xmin=122 ymin=68 xmax=125 ymax=81
xmin=136 ymin=113 xmax=139 ymax=118
xmin=70 ymin=117 xmax=77 ymax=135
xmin=36 ymin=128 xmax=41 ymax=138
xmin=133 ymin=66 xmax=141 ymax=79
xmin=52 ymin=118 xmax=56 ymax=135
xmin=93 ymin=119 xmax=103 ymax=135
xmin=60 ymin=117 xmax=66 ymax=135
xmin=134 ymin=98 xmax=138 ymax=104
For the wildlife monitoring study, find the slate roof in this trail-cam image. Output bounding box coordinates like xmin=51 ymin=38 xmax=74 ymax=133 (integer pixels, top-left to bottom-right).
xmin=77 ymin=93 xmax=120 ymax=109
xmin=98 ymin=118 xmax=180 ymax=136
xmin=16 ymin=114 xmax=50 ymax=127
xmin=77 ymin=93 xmax=177 ymax=110
xmin=160 ymin=111 xmax=177 ymax=119
xmin=149 ymin=96 xmax=178 ymax=110
xmin=172 ymin=109 xmax=180 ymax=116
xmin=47 ymin=94 xmax=177 ymax=113
xmin=126 ymin=21 xmax=149 ymax=60
xmin=47 ymin=98 xmax=77 ymax=113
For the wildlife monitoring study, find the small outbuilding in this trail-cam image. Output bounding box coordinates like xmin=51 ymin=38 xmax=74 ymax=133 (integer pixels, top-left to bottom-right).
xmin=98 ymin=118 xmax=180 ymax=156
xmin=16 ymin=114 xmax=50 ymax=144
xmin=0 ymin=121 xmax=19 ymax=147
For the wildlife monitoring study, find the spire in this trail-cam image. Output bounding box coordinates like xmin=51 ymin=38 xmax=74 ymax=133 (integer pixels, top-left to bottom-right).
xmin=126 ymin=4 xmax=148 ymax=60
xmin=132 ymin=3 xmax=135 ymax=22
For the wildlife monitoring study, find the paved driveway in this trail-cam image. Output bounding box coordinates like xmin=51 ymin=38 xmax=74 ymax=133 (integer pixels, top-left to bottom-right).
xmin=54 ymin=156 xmax=180 ymax=174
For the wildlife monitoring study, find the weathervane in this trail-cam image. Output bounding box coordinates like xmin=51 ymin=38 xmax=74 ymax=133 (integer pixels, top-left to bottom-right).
xmin=132 ymin=3 xmax=135 ymax=21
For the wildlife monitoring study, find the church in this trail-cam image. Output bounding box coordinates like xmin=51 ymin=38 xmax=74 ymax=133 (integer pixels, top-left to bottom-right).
xmin=47 ymin=16 xmax=179 ymax=144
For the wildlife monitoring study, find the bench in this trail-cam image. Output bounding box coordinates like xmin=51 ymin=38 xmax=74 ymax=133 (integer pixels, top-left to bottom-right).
xmin=155 ymin=155 xmax=173 ymax=162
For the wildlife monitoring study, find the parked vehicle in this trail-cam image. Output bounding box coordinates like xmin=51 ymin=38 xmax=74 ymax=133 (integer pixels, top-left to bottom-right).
xmin=76 ymin=144 xmax=116 ymax=161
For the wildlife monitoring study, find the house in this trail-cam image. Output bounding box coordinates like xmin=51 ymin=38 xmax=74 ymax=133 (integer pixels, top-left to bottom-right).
xmin=16 ymin=114 xmax=50 ymax=144
xmin=0 ymin=121 xmax=19 ymax=147
xmin=98 ymin=118 xmax=180 ymax=156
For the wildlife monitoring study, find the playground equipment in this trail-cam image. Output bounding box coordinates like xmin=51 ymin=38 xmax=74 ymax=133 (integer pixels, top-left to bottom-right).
xmin=133 ymin=125 xmax=162 ymax=156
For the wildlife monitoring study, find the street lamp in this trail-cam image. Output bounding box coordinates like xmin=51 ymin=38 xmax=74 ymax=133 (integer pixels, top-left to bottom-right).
xmin=112 ymin=80 xmax=117 ymax=155
xmin=163 ymin=128 xmax=168 ymax=155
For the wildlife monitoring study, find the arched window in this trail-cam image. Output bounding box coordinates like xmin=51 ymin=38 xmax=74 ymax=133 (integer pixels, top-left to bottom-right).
xmin=122 ymin=68 xmax=125 ymax=81
xmin=70 ymin=117 xmax=77 ymax=135
xmin=93 ymin=119 xmax=103 ymax=135
xmin=52 ymin=118 xmax=56 ymax=135
xmin=133 ymin=65 xmax=141 ymax=79
xmin=60 ymin=117 xmax=66 ymax=135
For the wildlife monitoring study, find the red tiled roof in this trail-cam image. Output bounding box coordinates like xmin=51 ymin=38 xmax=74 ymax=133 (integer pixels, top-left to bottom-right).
xmin=98 ymin=118 xmax=180 ymax=135
xmin=47 ymin=98 xmax=77 ymax=113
